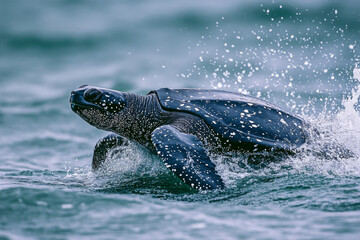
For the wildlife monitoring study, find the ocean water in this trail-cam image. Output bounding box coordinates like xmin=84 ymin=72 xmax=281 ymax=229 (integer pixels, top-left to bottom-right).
xmin=1 ymin=0 xmax=360 ymax=239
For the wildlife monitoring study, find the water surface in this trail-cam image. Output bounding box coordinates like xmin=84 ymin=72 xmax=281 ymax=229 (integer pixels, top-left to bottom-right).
xmin=1 ymin=0 xmax=360 ymax=239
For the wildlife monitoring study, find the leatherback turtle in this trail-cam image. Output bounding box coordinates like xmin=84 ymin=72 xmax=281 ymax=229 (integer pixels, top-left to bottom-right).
xmin=70 ymin=85 xmax=306 ymax=190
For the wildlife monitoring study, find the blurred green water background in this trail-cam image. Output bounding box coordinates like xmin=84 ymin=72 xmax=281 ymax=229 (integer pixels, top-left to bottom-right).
xmin=1 ymin=0 xmax=360 ymax=239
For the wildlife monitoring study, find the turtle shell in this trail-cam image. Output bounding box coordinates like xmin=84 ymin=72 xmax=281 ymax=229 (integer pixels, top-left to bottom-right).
xmin=150 ymin=88 xmax=306 ymax=150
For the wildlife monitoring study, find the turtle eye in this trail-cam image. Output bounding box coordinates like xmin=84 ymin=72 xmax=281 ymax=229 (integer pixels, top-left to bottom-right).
xmin=84 ymin=88 xmax=102 ymax=102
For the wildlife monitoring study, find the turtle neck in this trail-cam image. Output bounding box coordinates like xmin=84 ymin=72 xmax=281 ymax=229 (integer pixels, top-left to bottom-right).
xmin=111 ymin=93 xmax=172 ymax=146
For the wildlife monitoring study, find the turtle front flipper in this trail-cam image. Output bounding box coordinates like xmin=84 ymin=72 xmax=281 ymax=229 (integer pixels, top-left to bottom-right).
xmin=151 ymin=125 xmax=225 ymax=190
xmin=92 ymin=133 xmax=129 ymax=170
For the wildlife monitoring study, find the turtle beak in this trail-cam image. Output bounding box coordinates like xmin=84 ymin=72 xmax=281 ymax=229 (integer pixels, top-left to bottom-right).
xmin=70 ymin=88 xmax=104 ymax=112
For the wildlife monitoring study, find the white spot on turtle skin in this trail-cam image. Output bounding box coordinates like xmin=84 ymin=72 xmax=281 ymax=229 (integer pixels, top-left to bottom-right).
xmin=230 ymin=132 xmax=236 ymax=136
xmin=280 ymin=118 xmax=288 ymax=126
xmin=256 ymin=139 xmax=263 ymax=142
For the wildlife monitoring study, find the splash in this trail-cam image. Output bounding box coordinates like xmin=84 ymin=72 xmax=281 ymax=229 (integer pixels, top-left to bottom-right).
xmin=64 ymin=142 xmax=169 ymax=190
xmin=287 ymin=64 xmax=360 ymax=176
xmin=181 ymin=4 xmax=356 ymax=116
xmin=95 ymin=142 xmax=166 ymax=177
xmin=211 ymin=64 xmax=360 ymax=188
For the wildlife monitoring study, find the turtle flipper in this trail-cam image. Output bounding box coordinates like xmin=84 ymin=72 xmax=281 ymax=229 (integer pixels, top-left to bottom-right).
xmin=92 ymin=133 xmax=128 ymax=170
xmin=151 ymin=125 xmax=225 ymax=190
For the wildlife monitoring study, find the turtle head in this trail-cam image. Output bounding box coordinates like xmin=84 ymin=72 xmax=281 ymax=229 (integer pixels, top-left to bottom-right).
xmin=70 ymin=85 xmax=127 ymax=130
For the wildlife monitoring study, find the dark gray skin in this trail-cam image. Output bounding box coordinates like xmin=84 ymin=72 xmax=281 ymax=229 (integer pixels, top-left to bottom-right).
xmin=70 ymin=85 xmax=306 ymax=190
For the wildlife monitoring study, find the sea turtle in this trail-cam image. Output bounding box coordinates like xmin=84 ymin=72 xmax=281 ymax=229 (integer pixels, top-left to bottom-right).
xmin=70 ymin=85 xmax=307 ymax=190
